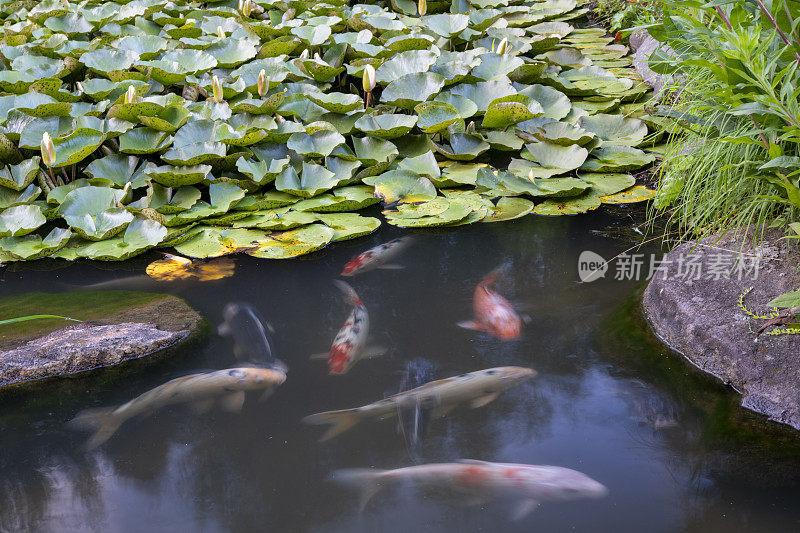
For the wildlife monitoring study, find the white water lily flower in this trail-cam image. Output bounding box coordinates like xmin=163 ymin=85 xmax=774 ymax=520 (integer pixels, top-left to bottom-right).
xmin=124 ymin=85 xmax=136 ymax=104
xmin=212 ymin=75 xmax=224 ymax=103
xmin=257 ymin=69 xmax=268 ymax=98
xmin=41 ymin=132 xmax=55 ymax=168
xmin=362 ymin=64 xmax=376 ymax=93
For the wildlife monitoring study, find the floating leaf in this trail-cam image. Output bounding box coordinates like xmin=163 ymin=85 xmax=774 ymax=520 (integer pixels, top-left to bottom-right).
xmin=601 ymin=185 xmax=656 ymax=204
xmin=365 ymin=170 xmax=437 ymax=204
xmin=315 ymin=213 xmax=381 ymax=241
xmin=483 ymin=197 xmax=534 ymax=222
xmin=146 ymin=254 xmax=235 ymax=281
xmin=0 ymin=205 xmax=46 ymax=237
xmin=354 ymin=114 xmax=418 ymax=139
xmin=415 ymin=101 xmax=461 ymax=134
xmin=246 ymin=224 xmax=335 ymax=259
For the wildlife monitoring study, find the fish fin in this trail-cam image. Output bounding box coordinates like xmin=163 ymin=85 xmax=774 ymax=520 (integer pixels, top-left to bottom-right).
xmin=520 ymin=314 xmax=532 ymax=325
xmin=470 ymin=392 xmax=501 ymax=408
xmin=329 ymin=469 xmax=387 ymax=511
xmin=459 ymin=459 xmax=494 ymax=465
xmin=190 ymin=398 xmax=215 ymax=414
xmin=457 ymin=320 xmax=484 ymax=331
xmin=310 ymin=353 xmax=329 ymax=360
xmin=511 ymin=499 xmax=539 ymax=521
xmin=219 ymin=391 xmax=246 ymax=413
xmin=217 ymin=322 xmax=231 ymax=336
xmin=258 ymin=388 xmax=276 ymax=403
xmin=68 ymin=407 xmax=123 ymax=450
xmin=361 ymin=345 xmax=386 ymax=359
xmin=377 ymin=263 xmax=404 ymax=270
xmin=302 ymin=409 xmax=361 ymax=441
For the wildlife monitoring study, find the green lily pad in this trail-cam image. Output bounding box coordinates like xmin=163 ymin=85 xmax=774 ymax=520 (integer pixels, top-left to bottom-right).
xmin=364 ymin=170 xmax=437 ymax=204
xmin=275 ymin=162 xmax=340 ymax=198
xmin=119 ymin=127 xmax=173 ymax=155
xmin=0 ymin=158 xmax=40 ymax=191
xmin=0 ymin=227 xmax=71 ymax=260
xmin=381 ymin=72 xmax=446 ymax=110
xmin=236 ymin=157 xmax=290 ymax=185
xmin=482 ymin=96 xmax=544 ymax=129
xmin=78 ymin=218 xmax=168 ymax=260
xmin=415 ymin=101 xmax=461 ymax=134
xmin=83 ymin=154 xmax=150 ymax=189
xmin=246 ymin=223 xmax=335 ymax=259
xmin=483 ymin=197 xmax=534 ymax=222
xmin=315 ymin=212 xmax=381 ymax=241
xmin=533 ymin=192 xmax=602 ymax=215
xmin=601 ymin=185 xmax=656 ymax=204
xmin=287 ymin=130 xmax=345 ymax=158
xmin=353 ymin=136 xmax=399 ymax=166
xmin=580 ymin=146 xmax=655 ymax=172
xmin=306 ymin=92 xmax=364 ymax=114
xmin=354 ymin=114 xmax=418 ymax=139
xmin=145 ymin=164 xmax=212 ymax=187
xmin=578 ymin=114 xmax=648 ymax=146
xmin=434 ymin=133 xmax=490 ymax=161
xmin=0 ymin=205 xmax=46 ymax=237
xmin=578 ymin=172 xmax=635 ymax=196
xmin=161 ymin=142 xmax=227 ymax=166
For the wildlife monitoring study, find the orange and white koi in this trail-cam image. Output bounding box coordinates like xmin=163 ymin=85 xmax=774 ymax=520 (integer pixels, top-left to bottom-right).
xmin=341 ymin=237 xmax=414 ymax=276
xmin=70 ymin=366 xmax=287 ymax=449
xmin=303 ymin=366 xmax=535 ymax=440
xmin=458 ymin=267 xmax=522 ymax=341
xmin=312 ymin=280 xmax=384 ymax=375
xmin=332 ymin=460 xmax=608 ymax=520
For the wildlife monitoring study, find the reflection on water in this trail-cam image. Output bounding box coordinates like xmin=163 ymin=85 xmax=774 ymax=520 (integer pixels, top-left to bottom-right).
xmin=2 ymin=208 xmax=800 ymax=532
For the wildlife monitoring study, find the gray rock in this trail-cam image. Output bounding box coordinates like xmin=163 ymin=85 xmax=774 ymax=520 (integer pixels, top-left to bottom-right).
xmin=0 ymin=294 xmax=204 ymax=388
xmin=629 ymin=29 xmax=676 ymax=100
xmin=643 ymin=230 xmax=800 ymax=431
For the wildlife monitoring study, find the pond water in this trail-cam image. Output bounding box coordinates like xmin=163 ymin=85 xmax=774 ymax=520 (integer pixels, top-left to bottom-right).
xmin=2 ymin=206 xmax=800 ymax=532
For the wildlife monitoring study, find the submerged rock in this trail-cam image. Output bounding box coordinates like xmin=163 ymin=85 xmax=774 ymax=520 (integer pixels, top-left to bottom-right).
xmin=643 ymin=230 xmax=800 ymax=431
xmin=0 ymin=293 xmax=204 ymax=389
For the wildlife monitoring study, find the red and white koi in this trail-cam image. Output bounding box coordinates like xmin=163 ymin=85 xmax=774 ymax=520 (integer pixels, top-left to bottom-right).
xmin=312 ymin=280 xmax=384 ymax=375
xmin=332 ymin=460 xmax=608 ymax=520
xmin=341 ymin=236 xmax=414 ymax=276
xmin=458 ymin=267 xmax=523 ymax=341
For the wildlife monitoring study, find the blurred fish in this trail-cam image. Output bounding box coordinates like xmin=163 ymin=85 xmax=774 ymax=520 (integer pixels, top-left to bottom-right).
xmin=303 ymin=366 xmax=535 ymax=441
xmin=396 ymin=359 xmax=436 ymax=455
xmin=219 ymin=302 xmax=283 ymax=370
xmin=341 ymin=237 xmax=414 ymax=276
xmin=331 ymin=460 xmax=608 ymax=520
xmin=311 ymin=280 xmax=385 ymax=374
xmin=619 ymin=379 xmax=679 ymax=430
xmin=458 ymin=266 xmax=523 ymax=341
xmin=70 ymin=366 xmax=287 ymax=449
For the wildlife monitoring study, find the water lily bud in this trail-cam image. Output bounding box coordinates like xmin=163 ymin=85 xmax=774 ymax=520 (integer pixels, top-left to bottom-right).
xmin=491 ymin=39 xmax=496 ymax=53
xmin=362 ymin=64 xmax=376 ymax=93
xmin=314 ymin=52 xmax=322 ymax=62
xmin=300 ymin=49 xmax=309 ymax=59
xmin=75 ymin=81 xmax=84 ymax=93
xmin=418 ymin=0 xmax=427 ymax=17
xmin=217 ymin=26 xmax=225 ymax=39
xmin=282 ymin=8 xmax=296 ymax=22
xmin=466 ymin=121 xmax=475 ymax=133
xmin=212 ymin=75 xmax=224 ymax=103
xmin=496 ymin=38 xmax=508 ymax=55
xmin=239 ymin=0 xmax=252 ymax=17
xmin=124 ymin=85 xmax=136 ymax=104
xmin=257 ymin=69 xmax=268 ymax=97
xmin=41 ymin=132 xmax=55 ymax=168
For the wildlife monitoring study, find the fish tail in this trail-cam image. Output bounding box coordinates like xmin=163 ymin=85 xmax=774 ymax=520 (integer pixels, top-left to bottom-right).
xmin=302 ymin=408 xmax=361 ymax=441
xmin=68 ymin=407 xmax=123 ymax=450
xmin=333 ymin=279 xmax=362 ymax=307
xmin=329 ymin=468 xmax=388 ymax=510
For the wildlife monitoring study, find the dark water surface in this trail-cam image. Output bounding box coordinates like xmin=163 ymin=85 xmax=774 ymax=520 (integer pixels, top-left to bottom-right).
xmin=2 ymin=208 xmax=800 ymax=532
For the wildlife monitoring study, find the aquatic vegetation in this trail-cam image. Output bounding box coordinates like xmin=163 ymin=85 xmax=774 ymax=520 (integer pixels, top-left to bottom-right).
xmin=0 ymin=0 xmax=657 ymax=262
xmin=0 ymin=314 xmax=79 ymax=326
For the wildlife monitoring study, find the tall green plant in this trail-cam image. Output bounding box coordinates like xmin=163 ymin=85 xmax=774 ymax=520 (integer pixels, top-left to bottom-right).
xmin=649 ymin=0 xmax=800 ymax=239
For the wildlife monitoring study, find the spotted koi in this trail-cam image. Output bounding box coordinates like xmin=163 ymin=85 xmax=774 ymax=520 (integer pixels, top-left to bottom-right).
xmin=341 ymin=237 xmax=414 ymax=276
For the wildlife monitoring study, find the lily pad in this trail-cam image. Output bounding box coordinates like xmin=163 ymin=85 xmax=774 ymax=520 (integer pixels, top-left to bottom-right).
xmin=246 ymin=224 xmax=335 ymax=259
xmin=0 ymin=205 xmax=46 ymax=237
xmin=601 ymin=185 xmax=656 ymax=204
xmin=315 ymin=213 xmax=381 ymax=241
xmin=354 ymin=114 xmax=418 ymax=139
xmin=365 ymin=170 xmax=437 ymax=204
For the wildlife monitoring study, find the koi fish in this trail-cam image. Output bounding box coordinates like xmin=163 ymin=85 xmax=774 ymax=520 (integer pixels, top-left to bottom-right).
xmin=218 ymin=302 xmax=282 ymax=368
xmin=70 ymin=366 xmax=287 ymax=449
xmin=341 ymin=236 xmax=414 ymax=276
xmin=311 ymin=280 xmax=384 ymax=374
xmin=303 ymin=366 xmax=535 ymax=441
xmin=332 ymin=460 xmax=608 ymax=520
xmin=458 ymin=267 xmax=523 ymax=341
xmin=396 ymin=359 xmax=436 ymax=455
